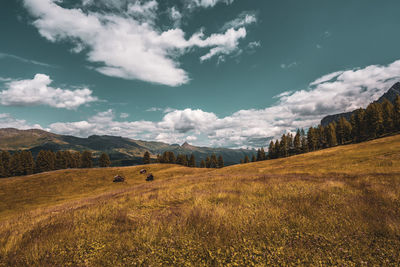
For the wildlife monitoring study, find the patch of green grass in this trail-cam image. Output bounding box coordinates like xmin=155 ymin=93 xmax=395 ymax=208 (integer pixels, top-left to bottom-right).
xmin=1 ymin=135 xmax=400 ymax=265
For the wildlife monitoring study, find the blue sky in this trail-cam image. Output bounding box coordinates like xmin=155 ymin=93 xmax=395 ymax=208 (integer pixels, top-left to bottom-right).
xmin=1 ymin=0 xmax=400 ymax=148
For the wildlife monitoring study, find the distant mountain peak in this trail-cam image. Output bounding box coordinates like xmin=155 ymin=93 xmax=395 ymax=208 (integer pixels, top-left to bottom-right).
xmin=182 ymin=141 xmax=195 ymax=149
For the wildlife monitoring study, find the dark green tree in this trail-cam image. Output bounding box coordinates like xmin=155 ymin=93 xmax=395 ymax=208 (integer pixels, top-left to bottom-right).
xmin=279 ymin=134 xmax=288 ymax=157
xmin=307 ymin=127 xmax=318 ymax=151
xmin=80 ymin=151 xmax=93 ymax=168
xmin=294 ymin=129 xmax=301 ymax=154
xmin=274 ymin=140 xmax=280 ymax=158
xmin=100 ymin=152 xmax=111 ymax=167
xmin=326 ymin=123 xmax=337 ymax=147
xmin=71 ymin=152 xmax=81 ymax=168
xmin=267 ymin=141 xmax=275 ymax=159
xmin=243 ymin=155 xmax=250 ymax=163
xmin=1 ymin=151 xmax=11 ymax=177
xmin=365 ymin=102 xmax=384 ymax=138
xmin=382 ymin=99 xmax=395 ymax=133
xmin=251 ymin=155 xmax=256 ymax=162
xmin=9 ymin=152 xmax=23 ymax=177
xmin=55 ymin=151 xmax=67 ymax=170
xmin=189 ymin=154 xmax=196 ymax=167
xmin=260 ymin=147 xmax=266 ymax=160
xmin=200 ymin=159 xmax=206 ymax=168
xmin=206 ymin=156 xmax=211 ymax=168
xmin=168 ymin=151 xmax=176 ymax=164
xmin=21 ymin=151 xmax=34 ymax=175
xmin=210 ymin=154 xmax=218 ymax=168
xmin=143 ymin=151 xmax=151 ymax=165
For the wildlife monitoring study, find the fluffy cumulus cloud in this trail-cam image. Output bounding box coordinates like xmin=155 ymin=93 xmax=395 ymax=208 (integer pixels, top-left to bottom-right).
xmin=0 ymin=113 xmax=42 ymax=130
xmin=0 ymin=74 xmax=97 ymax=109
xmin=23 ymin=0 xmax=254 ymax=86
xmin=45 ymin=60 xmax=400 ymax=148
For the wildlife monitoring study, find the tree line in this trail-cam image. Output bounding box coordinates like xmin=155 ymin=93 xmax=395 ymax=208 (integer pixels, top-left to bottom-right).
xmin=143 ymin=151 xmax=224 ymax=168
xmin=256 ymin=96 xmax=400 ymax=161
xmin=0 ymin=150 xmax=111 ymax=178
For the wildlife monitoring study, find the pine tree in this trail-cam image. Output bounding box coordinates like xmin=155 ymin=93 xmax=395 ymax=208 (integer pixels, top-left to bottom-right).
xmin=274 ymin=140 xmax=280 ymax=158
xmin=1 ymin=151 xmax=11 ymax=177
xmin=21 ymin=151 xmax=34 ymax=175
xmin=200 ymin=160 xmax=206 ymax=168
xmin=80 ymin=151 xmax=93 ymax=168
xmin=100 ymin=152 xmax=111 ymax=167
xmin=267 ymin=141 xmax=275 ymax=159
xmin=343 ymin=118 xmax=352 ymax=143
xmin=161 ymin=152 xmax=168 ymax=163
xmin=71 ymin=152 xmax=81 ymax=168
xmin=189 ymin=154 xmax=196 ymax=167
xmin=307 ymin=127 xmax=318 ymax=151
xmin=143 ymin=151 xmax=151 ymax=165
xmin=244 ymin=155 xmax=250 ymax=163
xmin=366 ymin=103 xmax=384 ymax=138
xmin=382 ymin=98 xmax=395 ymax=133
xmin=260 ymin=148 xmax=266 ymax=160
xmin=251 ymin=155 xmax=256 ymax=162
xmin=257 ymin=149 xmax=262 ymax=161
xmin=9 ymin=152 xmax=23 ymax=177
xmin=294 ymin=129 xmax=301 ymax=154
xmin=168 ymin=152 xmax=176 ymax=164
xmin=279 ymin=134 xmax=288 ymax=157
xmin=317 ymin=125 xmax=327 ymax=149
xmin=210 ymin=154 xmax=218 ymax=168
xmin=36 ymin=150 xmax=52 ymax=173
xmin=217 ymin=155 xmax=224 ymax=168
xmin=55 ymin=151 xmax=67 ymax=170
xmin=206 ymin=156 xmax=211 ymax=168
xmin=326 ymin=123 xmax=337 ymax=147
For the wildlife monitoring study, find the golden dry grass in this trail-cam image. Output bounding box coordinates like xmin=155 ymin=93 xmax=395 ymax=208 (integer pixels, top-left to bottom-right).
xmin=1 ymin=135 xmax=400 ymax=266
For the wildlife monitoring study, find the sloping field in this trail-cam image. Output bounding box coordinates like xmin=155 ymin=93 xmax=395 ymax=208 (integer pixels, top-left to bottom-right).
xmin=1 ymin=135 xmax=400 ymax=266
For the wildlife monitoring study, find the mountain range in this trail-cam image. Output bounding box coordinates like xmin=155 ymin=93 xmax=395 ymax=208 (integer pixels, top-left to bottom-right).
xmin=0 ymin=128 xmax=254 ymax=166
xmin=321 ymin=82 xmax=400 ymax=126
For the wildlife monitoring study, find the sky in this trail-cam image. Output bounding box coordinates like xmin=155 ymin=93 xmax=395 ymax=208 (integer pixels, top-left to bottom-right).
xmin=1 ymin=0 xmax=400 ymax=148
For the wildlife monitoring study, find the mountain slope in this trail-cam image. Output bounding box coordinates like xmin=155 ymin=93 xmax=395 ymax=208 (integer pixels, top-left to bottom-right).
xmin=1 ymin=134 xmax=399 ymax=265
xmin=321 ymin=82 xmax=400 ymax=126
xmin=0 ymin=128 xmax=254 ymax=166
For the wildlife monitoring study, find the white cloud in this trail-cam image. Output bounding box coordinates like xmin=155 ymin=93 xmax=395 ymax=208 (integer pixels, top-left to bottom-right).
xmin=0 ymin=74 xmax=97 ymax=109
xmin=188 ymin=0 xmax=234 ymax=8
xmin=120 ymin=113 xmax=129 ymax=118
xmin=280 ymin=62 xmax=298 ymax=69
xmin=247 ymin=41 xmax=261 ymax=49
xmin=23 ymin=0 xmax=252 ymax=86
xmin=45 ymin=59 xmax=400 ymax=148
xmin=221 ymin=11 xmax=257 ymax=31
xmin=0 ymin=113 xmax=43 ymax=130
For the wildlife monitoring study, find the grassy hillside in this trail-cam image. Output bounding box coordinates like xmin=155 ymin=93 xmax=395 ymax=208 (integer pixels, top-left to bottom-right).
xmin=1 ymin=135 xmax=400 ymax=265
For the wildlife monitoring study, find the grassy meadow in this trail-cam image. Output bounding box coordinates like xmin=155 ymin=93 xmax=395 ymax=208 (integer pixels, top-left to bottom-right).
xmin=1 ymin=135 xmax=400 ymax=266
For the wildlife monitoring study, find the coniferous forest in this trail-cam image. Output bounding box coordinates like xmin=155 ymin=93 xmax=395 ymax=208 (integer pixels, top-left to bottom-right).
xmin=0 ymin=150 xmax=100 ymax=178
xmin=261 ymin=96 xmax=400 ymax=160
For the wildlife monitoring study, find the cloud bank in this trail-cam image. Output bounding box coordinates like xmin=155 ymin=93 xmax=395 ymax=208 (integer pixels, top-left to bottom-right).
xmin=44 ymin=60 xmax=400 ymax=148
xmin=23 ymin=0 xmax=254 ymax=86
xmin=0 ymin=74 xmax=97 ymax=109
